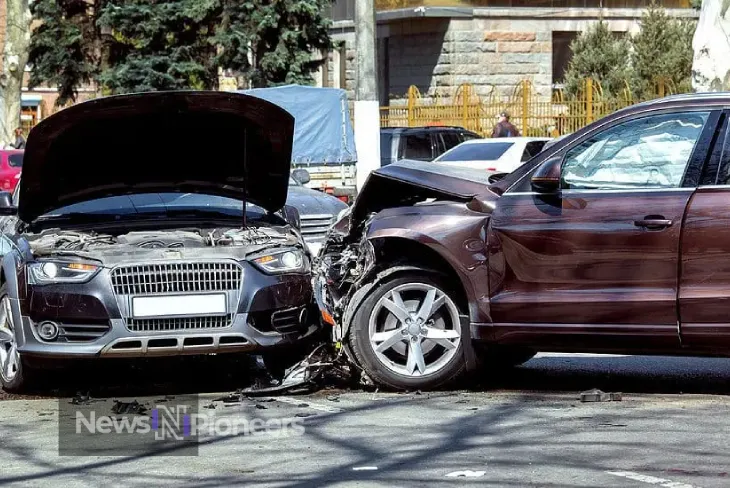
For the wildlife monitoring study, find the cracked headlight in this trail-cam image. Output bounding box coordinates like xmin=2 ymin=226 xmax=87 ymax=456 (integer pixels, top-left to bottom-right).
xmin=252 ymin=250 xmax=309 ymax=274
xmin=28 ymin=261 xmax=101 ymax=284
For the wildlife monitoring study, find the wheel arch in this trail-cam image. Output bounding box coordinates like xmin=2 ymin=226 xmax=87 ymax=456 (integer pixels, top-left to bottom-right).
xmin=340 ymin=234 xmax=474 ymax=342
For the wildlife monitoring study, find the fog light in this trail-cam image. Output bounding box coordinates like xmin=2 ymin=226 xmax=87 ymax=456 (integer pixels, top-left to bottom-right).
xmin=38 ymin=321 xmax=59 ymax=341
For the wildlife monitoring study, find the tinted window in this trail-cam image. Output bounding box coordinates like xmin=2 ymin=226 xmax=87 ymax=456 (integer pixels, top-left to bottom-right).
xmin=460 ymin=132 xmax=481 ymax=142
xmin=380 ymin=132 xmax=393 ymax=165
xmin=562 ymin=112 xmax=709 ymax=190
xmin=400 ymin=133 xmax=432 ymax=161
xmin=437 ymin=142 xmax=513 ymax=162
xmin=8 ymin=154 xmax=22 ymax=167
xmin=522 ymin=141 xmax=548 ymax=161
xmin=440 ymin=132 xmax=462 ymax=152
xmin=38 ymin=193 xmax=266 ymax=220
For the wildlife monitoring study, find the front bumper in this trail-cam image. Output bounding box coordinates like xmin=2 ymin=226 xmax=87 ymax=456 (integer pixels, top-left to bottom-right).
xmin=15 ymin=261 xmax=318 ymax=359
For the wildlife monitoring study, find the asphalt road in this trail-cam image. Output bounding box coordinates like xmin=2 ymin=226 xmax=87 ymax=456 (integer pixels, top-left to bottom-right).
xmin=2 ymin=353 xmax=730 ymax=487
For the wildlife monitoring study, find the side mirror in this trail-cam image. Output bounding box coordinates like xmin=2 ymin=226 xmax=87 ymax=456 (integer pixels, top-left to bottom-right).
xmin=281 ymin=204 xmax=301 ymax=230
xmin=530 ymin=156 xmax=561 ymax=194
xmin=291 ymin=168 xmax=311 ymax=185
xmin=0 ymin=192 xmax=17 ymax=216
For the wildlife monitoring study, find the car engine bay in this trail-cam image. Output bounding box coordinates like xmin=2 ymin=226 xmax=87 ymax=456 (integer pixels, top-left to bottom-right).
xmin=27 ymin=227 xmax=300 ymax=258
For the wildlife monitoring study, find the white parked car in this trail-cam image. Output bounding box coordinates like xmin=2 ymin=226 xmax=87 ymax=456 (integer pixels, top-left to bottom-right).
xmin=433 ymin=137 xmax=552 ymax=173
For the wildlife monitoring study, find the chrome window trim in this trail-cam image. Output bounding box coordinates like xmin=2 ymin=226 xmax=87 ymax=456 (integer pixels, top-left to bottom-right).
xmin=504 ymin=187 xmax=695 ymax=197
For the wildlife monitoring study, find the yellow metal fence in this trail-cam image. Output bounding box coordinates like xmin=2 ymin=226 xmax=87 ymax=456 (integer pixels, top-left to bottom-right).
xmin=379 ymin=78 xmax=687 ymax=138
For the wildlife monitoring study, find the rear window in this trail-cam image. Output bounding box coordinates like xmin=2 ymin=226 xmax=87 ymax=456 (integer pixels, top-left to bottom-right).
xmin=8 ymin=154 xmax=22 ymax=168
xmin=400 ymin=133 xmax=433 ymax=161
xmin=437 ymin=142 xmax=514 ymax=162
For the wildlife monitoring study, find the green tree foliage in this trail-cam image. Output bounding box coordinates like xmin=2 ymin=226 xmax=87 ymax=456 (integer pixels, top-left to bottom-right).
xmin=97 ymin=0 xmax=220 ymax=93
xmin=28 ymin=0 xmax=104 ymax=106
xmin=215 ymin=0 xmax=333 ymax=87
xmin=562 ymin=21 xmax=633 ymax=99
xmin=28 ymin=0 xmax=334 ymax=104
xmin=630 ymin=2 xmax=695 ymax=98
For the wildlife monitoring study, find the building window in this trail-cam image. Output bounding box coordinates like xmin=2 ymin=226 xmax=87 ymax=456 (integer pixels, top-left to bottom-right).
xmin=552 ymin=31 xmax=578 ymax=86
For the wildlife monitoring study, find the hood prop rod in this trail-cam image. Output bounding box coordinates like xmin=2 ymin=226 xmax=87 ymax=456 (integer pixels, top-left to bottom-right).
xmin=242 ymin=129 xmax=248 ymax=228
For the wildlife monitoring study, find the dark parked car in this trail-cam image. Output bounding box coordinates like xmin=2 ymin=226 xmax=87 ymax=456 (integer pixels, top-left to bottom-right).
xmin=317 ymin=93 xmax=730 ymax=390
xmin=0 ymin=92 xmax=319 ymax=392
xmin=380 ymin=126 xmax=481 ymax=166
xmin=289 ymin=169 xmax=348 ymax=256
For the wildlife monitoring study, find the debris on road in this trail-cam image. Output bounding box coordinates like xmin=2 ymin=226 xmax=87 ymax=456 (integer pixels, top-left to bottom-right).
xmin=111 ymin=400 xmax=148 ymax=415
xmin=580 ymin=389 xmax=623 ymax=402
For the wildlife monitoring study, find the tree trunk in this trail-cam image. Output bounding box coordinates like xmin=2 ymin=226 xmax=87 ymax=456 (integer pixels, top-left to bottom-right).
xmin=0 ymin=0 xmax=31 ymax=146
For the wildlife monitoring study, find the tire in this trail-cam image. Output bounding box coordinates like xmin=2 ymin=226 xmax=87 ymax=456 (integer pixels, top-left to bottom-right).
xmin=475 ymin=345 xmax=536 ymax=370
xmin=349 ymin=273 xmax=466 ymax=391
xmin=0 ymin=284 xmax=33 ymax=393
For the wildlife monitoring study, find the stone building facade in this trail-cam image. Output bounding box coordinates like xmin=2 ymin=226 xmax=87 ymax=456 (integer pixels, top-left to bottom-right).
xmin=325 ymin=2 xmax=698 ymax=104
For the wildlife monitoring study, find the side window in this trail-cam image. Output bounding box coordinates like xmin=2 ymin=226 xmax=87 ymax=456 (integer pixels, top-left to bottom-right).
xmin=562 ymin=112 xmax=710 ymax=190
xmin=400 ymin=133 xmax=433 ymax=161
xmin=460 ymin=132 xmax=481 ymax=142
xmin=380 ymin=132 xmax=393 ymax=166
xmin=522 ymin=141 xmax=547 ymax=161
xmin=440 ymin=132 xmax=462 ymax=152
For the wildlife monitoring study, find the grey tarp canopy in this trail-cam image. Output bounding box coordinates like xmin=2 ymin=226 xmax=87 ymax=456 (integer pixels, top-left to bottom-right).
xmin=239 ymin=85 xmax=357 ymax=166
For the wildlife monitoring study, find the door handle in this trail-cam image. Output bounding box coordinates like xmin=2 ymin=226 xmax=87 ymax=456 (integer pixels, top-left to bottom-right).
xmin=634 ymin=216 xmax=673 ymax=230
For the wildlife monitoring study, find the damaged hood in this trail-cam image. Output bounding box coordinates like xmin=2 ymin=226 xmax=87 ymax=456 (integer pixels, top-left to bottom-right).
xmin=351 ymin=159 xmax=497 ymax=223
xmin=18 ymin=91 xmax=294 ymax=223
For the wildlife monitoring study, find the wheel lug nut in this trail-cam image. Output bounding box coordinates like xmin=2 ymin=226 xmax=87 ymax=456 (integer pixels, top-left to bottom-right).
xmin=411 ymin=336 xmax=417 ymax=342
xmin=401 ymin=329 xmax=408 ymax=335
xmin=421 ymin=327 xmax=427 ymax=335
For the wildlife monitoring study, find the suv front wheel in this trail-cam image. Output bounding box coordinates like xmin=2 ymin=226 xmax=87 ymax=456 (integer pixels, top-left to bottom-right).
xmin=349 ymin=274 xmax=466 ymax=390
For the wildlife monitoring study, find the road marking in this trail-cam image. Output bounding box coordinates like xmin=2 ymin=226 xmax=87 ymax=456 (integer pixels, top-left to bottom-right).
xmin=606 ymin=471 xmax=699 ymax=488
xmin=445 ymin=470 xmax=486 ymax=478
xmin=273 ymin=396 xmax=343 ymax=413
xmin=353 ymin=466 xmax=378 ymax=471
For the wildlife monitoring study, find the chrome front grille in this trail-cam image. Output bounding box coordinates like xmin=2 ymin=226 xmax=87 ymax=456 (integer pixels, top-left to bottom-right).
xmin=300 ymin=214 xmax=334 ymax=243
xmin=126 ymin=314 xmax=234 ymax=332
xmin=111 ymin=262 xmax=242 ymax=295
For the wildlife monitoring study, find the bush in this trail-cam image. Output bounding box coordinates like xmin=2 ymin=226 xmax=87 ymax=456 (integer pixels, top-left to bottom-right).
xmin=563 ymin=20 xmax=633 ymax=99
xmin=630 ymin=2 xmax=695 ymax=99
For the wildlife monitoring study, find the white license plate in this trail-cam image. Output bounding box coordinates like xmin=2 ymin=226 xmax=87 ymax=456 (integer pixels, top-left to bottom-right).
xmin=132 ymin=294 xmax=226 ymax=318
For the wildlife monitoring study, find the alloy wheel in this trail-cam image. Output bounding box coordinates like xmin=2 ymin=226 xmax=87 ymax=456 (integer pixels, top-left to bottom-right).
xmin=368 ymin=283 xmax=461 ymax=377
xmin=0 ymin=296 xmax=20 ymax=383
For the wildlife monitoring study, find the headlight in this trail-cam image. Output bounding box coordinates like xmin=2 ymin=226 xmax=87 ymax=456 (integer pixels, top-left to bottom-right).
xmin=252 ymin=250 xmax=308 ymax=274
xmin=28 ymin=261 xmax=101 ymax=284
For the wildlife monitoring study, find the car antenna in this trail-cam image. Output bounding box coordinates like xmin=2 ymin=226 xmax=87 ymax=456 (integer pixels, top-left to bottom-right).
xmin=242 ymin=128 xmax=248 ymax=228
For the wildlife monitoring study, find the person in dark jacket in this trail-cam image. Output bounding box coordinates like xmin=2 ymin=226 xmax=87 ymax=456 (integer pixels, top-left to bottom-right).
xmin=491 ymin=111 xmax=521 ymax=138
xmin=10 ymin=128 xmax=25 ymax=149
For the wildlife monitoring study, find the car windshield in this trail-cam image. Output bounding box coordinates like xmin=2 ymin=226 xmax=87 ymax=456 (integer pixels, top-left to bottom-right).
xmin=8 ymin=153 xmax=23 ymax=167
xmin=36 ymin=193 xmax=265 ymax=220
xmin=437 ymin=142 xmax=514 ymax=162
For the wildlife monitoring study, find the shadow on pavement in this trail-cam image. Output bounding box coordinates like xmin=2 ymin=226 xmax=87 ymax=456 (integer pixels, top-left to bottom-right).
xmin=4 ymin=352 xmax=730 ymax=400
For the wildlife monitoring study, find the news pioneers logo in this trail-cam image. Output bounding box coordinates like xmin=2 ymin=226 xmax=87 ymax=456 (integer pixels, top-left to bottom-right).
xmin=59 ymin=396 xmax=200 ymax=457
xmin=151 ymin=405 xmax=192 ymax=440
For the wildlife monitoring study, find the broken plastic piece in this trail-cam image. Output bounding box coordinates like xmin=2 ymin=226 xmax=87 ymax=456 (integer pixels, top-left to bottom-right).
xmin=579 ymin=389 xmax=622 ymax=402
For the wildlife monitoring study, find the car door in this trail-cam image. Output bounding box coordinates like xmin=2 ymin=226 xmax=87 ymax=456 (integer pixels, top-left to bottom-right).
xmin=488 ymin=109 xmax=719 ymax=350
xmin=678 ymin=110 xmax=730 ymax=349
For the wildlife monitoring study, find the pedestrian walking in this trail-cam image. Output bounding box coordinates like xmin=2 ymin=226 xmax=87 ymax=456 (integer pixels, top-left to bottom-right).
xmin=491 ymin=111 xmax=520 ymax=138
xmin=9 ymin=128 xmax=26 ymax=149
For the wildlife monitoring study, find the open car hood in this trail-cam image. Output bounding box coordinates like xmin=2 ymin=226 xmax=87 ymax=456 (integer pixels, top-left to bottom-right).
xmin=18 ymin=91 xmax=294 ymax=223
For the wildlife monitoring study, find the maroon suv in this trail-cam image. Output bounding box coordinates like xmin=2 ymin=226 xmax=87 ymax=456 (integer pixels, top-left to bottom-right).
xmin=317 ymin=93 xmax=730 ymax=390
